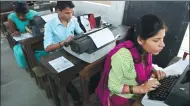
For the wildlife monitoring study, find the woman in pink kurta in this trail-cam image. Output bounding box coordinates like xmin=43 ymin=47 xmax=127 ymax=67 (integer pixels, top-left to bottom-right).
xmin=96 ymin=14 xmax=168 ymax=106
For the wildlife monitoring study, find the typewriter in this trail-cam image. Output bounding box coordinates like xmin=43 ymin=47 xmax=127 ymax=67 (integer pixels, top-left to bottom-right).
xmin=26 ymin=16 xmax=46 ymax=36
xmin=147 ymin=65 xmax=190 ymax=106
xmin=147 ymin=75 xmax=181 ymax=101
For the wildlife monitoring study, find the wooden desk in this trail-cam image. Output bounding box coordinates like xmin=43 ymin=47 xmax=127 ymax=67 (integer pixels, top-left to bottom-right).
xmin=2 ymin=21 xmax=41 ymax=49
xmin=40 ymin=49 xmax=88 ymax=106
xmin=0 ymin=11 xmax=13 ymax=22
xmin=2 ymin=22 xmax=15 ymax=49
xmin=2 ymin=22 xmax=43 ymax=73
xmin=21 ymin=35 xmax=44 ymax=69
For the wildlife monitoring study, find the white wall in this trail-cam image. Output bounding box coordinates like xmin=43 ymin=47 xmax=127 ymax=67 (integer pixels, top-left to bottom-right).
xmin=73 ymin=1 xmax=126 ymax=26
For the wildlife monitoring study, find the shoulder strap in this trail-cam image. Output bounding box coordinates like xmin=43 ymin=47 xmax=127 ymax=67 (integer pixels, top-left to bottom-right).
xmin=107 ymin=40 xmax=141 ymax=64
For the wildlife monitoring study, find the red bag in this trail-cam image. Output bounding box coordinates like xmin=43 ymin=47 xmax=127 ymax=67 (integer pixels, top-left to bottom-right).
xmin=88 ymin=14 xmax=96 ymax=29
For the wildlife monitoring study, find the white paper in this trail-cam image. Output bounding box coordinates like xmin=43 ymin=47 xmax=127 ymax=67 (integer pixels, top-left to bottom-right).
xmin=48 ymin=56 xmax=74 ymax=73
xmin=13 ymin=33 xmax=33 ymax=41
xmin=83 ymin=15 xmax=88 ymax=19
xmin=41 ymin=13 xmax=58 ymax=22
xmin=53 ymin=8 xmax=55 ymax=12
xmin=152 ymin=64 xmax=164 ymax=71
xmin=88 ymin=28 xmax=115 ymax=48
xmin=80 ymin=16 xmax=91 ymax=31
xmin=142 ymin=94 xmax=168 ymax=106
xmin=163 ymin=59 xmax=189 ymax=76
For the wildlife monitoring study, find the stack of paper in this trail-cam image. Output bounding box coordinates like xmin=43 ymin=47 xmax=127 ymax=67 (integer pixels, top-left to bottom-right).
xmin=152 ymin=64 xmax=164 ymax=71
xmin=163 ymin=59 xmax=189 ymax=76
xmin=48 ymin=56 xmax=74 ymax=73
xmin=13 ymin=33 xmax=33 ymax=41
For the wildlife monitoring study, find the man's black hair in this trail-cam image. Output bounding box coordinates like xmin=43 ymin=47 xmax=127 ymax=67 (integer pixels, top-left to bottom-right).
xmin=56 ymin=1 xmax=75 ymax=11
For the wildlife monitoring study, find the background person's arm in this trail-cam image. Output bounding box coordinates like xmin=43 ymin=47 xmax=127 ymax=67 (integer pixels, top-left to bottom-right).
xmin=7 ymin=14 xmax=20 ymax=36
xmin=8 ymin=19 xmax=18 ymax=34
xmin=26 ymin=10 xmax=39 ymax=20
xmin=45 ymin=36 xmax=73 ymax=52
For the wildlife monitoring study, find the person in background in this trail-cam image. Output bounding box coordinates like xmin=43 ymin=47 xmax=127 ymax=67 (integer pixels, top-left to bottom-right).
xmin=43 ymin=1 xmax=83 ymax=52
xmin=96 ymin=14 xmax=167 ymax=106
xmin=8 ymin=1 xmax=38 ymax=36
xmin=8 ymin=1 xmax=48 ymax=69
xmin=43 ymin=1 xmax=83 ymax=106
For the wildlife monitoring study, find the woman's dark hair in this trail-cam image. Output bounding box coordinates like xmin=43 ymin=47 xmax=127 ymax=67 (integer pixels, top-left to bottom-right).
xmin=14 ymin=1 xmax=29 ymax=14
xmin=56 ymin=1 xmax=75 ymax=11
xmin=126 ymin=14 xmax=167 ymax=54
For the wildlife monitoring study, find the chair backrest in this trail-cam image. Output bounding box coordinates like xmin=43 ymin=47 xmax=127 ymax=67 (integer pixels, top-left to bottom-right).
xmin=79 ymin=26 xmax=131 ymax=106
xmin=2 ymin=22 xmax=17 ymax=49
xmin=2 ymin=22 xmax=11 ymax=36
xmin=22 ymin=35 xmax=44 ymax=70
xmin=80 ymin=57 xmax=105 ymax=106
xmin=0 ymin=1 xmax=14 ymax=22
xmin=0 ymin=1 xmax=14 ymax=13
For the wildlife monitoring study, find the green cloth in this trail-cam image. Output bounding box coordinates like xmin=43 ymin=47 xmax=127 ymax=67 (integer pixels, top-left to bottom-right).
xmin=34 ymin=50 xmax=49 ymax=63
xmin=9 ymin=10 xmax=46 ymax=69
xmin=108 ymin=48 xmax=139 ymax=99
xmin=13 ymin=44 xmax=48 ymax=69
xmin=13 ymin=44 xmax=29 ymax=68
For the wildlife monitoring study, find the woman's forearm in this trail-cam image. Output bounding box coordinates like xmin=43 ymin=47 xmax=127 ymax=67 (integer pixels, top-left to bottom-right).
xmin=123 ymin=85 xmax=143 ymax=94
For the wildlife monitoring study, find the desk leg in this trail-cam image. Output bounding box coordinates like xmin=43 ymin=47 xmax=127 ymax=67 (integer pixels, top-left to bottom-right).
xmin=48 ymin=76 xmax=61 ymax=106
xmin=58 ymin=85 xmax=69 ymax=106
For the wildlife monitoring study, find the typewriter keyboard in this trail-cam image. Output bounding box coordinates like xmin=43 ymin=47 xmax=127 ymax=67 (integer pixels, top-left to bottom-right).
xmin=147 ymin=75 xmax=180 ymax=101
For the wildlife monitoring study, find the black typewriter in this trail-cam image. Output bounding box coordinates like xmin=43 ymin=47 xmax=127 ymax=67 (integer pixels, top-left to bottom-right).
xmin=147 ymin=75 xmax=181 ymax=101
xmin=69 ymin=24 xmax=116 ymax=54
xmin=147 ymin=65 xmax=190 ymax=106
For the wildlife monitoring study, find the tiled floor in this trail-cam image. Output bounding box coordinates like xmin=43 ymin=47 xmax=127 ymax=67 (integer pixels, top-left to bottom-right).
xmin=1 ymin=32 xmax=54 ymax=106
xmin=1 ymin=30 xmax=81 ymax=106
